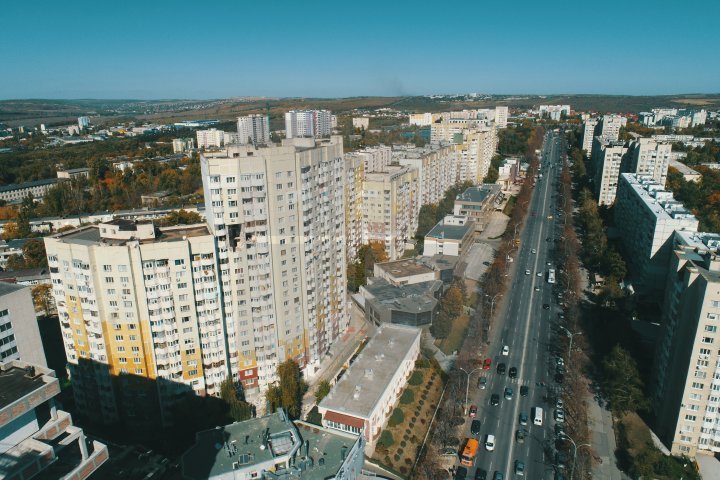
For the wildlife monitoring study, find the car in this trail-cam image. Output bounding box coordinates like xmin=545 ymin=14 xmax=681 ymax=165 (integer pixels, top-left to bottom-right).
xmin=555 ymin=409 xmax=565 ymax=423
xmin=556 ymin=398 xmax=564 ymax=409
xmin=490 ymin=394 xmax=500 ymax=406
xmin=469 ymin=405 xmax=478 ymax=418
xmin=534 ymin=285 xmax=540 ymax=291
xmin=547 ymin=215 xmax=553 ymax=220
xmin=537 ymin=271 xmax=543 ymax=277
xmin=474 ymin=469 xmax=488 ymax=480
xmin=496 ymin=363 xmax=506 ymax=375
xmin=504 ymin=387 xmax=514 ymax=400
xmin=555 ymin=424 xmax=565 ymax=437
xmin=543 ymin=303 xmax=550 ymax=310
xmin=520 ymin=385 xmax=529 ymax=397
xmin=514 ymin=460 xmax=525 ymax=476
xmin=555 ymin=373 xmax=565 ymax=384
xmin=501 ymin=345 xmax=509 ymax=356
xmin=485 ymin=434 xmax=496 ymax=451
xmin=519 ymin=412 xmax=528 ymax=426
xmin=455 ymin=466 xmax=468 ymax=480
xmin=547 ymin=262 xmax=552 ymax=266
xmin=493 ymin=471 xmax=504 ymax=480
xmin=509 ymin=366 xmax=517 ymax=378
xmin=478 ymin=376 xmax=487 ymax=389
xmin=525 ymin=269 xmax=531 ymax=275
xmin=531 ymin=249 xmax=537 ymax=254
xmin=515 ymin=428 xmax=526 ymax=443
xmin=470 ymin=419 xmax=481 ymax=436
xmin=556 ymin=452 xmax=567 ymax=470
xmin=483 ymin=358 xmax=492 ymax=370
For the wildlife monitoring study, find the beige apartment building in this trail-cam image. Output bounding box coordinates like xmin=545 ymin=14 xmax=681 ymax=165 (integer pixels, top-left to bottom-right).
xmin=344 ymin=152 xmax=365 ymax=263
xmin=362 ymin=165 xmax=420 ymax=260
xmin=44 ymin=220 xmax=228 ymax=427
xmin=592 ymin=136 xmax=628 ymax=206
xmin=393 ymin=143 xmax=457 ymax=206
xmin=628 ymin=137 xmax=672 ymax=185
xmin=653 ymin=231 xmax=720 ymax=457
xmin=201 ymin=137 xmax=347 ymax=396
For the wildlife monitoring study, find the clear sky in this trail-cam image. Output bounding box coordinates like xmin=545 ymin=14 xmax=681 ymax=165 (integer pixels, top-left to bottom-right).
xmin=2 ymin=0 xmax=719 ymax=99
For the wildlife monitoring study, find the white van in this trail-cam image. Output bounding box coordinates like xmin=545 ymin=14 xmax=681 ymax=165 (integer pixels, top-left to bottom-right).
xmin=533 ymin=407 xmax=543 ymax=426
xmin=485 ymin=434 xmax=496 ymax=451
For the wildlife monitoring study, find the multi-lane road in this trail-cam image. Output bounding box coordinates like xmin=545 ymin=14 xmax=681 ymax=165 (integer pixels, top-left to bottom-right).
xmin=459 ymin=130 xmax=567 ymax=479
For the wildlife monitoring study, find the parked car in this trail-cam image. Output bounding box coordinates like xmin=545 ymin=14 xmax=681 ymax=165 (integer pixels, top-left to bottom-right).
xmin=471 ymin=419 xmax=481 ymax=436
xmin=490 ymin=394 xmax=500 ymax=406
xmin=509 ymin=367 xmax=517 ymax=379
xmin=478 ymin=376 xmax=487 ymax=389
xmin=497 ymin=363 xmax=506 ymax=375
xmin=469 ymin=405 xmax=478 ymax=418
xmin=483 ymin=358 xmax=492 ymax=370
xmin=520 ymin=385 xmax=529 ymax=397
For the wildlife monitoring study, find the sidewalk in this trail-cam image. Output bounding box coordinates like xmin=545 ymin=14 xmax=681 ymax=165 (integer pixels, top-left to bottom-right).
xmin=587 ymin=396 xmax=630 ymax=480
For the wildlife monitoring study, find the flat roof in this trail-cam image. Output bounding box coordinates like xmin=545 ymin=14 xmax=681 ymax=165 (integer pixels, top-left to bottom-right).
xmin=0 ymin=282 xmax=26 ymax=297
xmin=669 ymin=159 xmax=700 ymax=176
xmin=0 ymin=362 xmax=58 ymax=415
xmin=364 ymin=278 xmax=441 ymax=314
xmin=620 ymin=174 xmax=699 ymax=224
xmin=319 ymin=324 xmax=421 ymax=420
xmin=0 ymin=178 xmax=57 ymax=193
xmin=51 ymin=223 xmax=210 ymax=246
xmin=426 ymin=221 xmax=473 ymax=241
xmin=182 ymin=409 xmax=298 ymax=479
xmin=375 ymin=259 xmax=433 ymax=278
xmin=455 ymin=185 xmax=500 ymax=204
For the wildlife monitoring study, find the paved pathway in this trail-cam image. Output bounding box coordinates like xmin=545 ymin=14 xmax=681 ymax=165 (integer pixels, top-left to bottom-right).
xmin=587 ymin=397 xmax=629 ymax=480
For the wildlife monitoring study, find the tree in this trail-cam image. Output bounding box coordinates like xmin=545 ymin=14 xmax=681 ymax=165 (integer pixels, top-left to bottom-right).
xmin=602 ymin=345 xmax=649 ymax=415
xmin=219 ymin=377 xmax=254 ymax=422
xmin=440 ymin=285 xmax=464 ymax=319
xmin=22 ymin=239 xmax=47 ymax=268
xmin=157 ymin=209 xmax=203 ymax=226
xmin=266 ymin=359 xmax=308 ymax=419
xmin=314 ymin=380 xmax=332 ymax=403
xmin=31 ymin=284 xmax=54 ymax=313
xmin=1 ymin=222 xmax=20 ymax=240
xmin=5 ymin=254 xmax=26 ymax=271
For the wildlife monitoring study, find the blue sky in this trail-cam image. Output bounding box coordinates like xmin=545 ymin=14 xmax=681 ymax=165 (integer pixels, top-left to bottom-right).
xmin=2 ymin=0 xmax=719 ymax=99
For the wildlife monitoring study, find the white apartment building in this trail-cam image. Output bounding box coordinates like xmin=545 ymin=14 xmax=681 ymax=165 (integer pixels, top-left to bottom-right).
xmin=284 ymin=110 xmax=332 ymax=138
xmin=362 ymin=165 xmax=420 ymax=260
xmin=0 ymin=283 xmax=46 ymax=366
xmin=538 ymin=105 xmax=571 ymax=118
xmin=172 ymin=138 xmax=194 ymax=153
xmin=201 ymin=137 xmax=347 ymax=396
xmin=352 ymin=117 xmax=370 ymax=130
xmin=44 ymin=220 xmax=230 ymax=427
xmin=629 ymin=138 xmax=672 ymax=185
xmin=592 ymin=136 xmax=628 ymax=206
xmin=692 ymin=109 xmax=707 ymax=127
xmin=614 ymin=174 xmax=699 ymax=294
xmin=237 ymin=114 xmax=270 ymax=145
xmin=78 ymin=116 xmax=90 ymax=129
xmin=495 ymin=106 xmax=509 ymax=128
xmin=351 ymin=145 xmax=392 ymax=174
xmin=393 ymin=144 xmax=457 ymax=206
xmin=597 ymin=114 xmax=625 ymax=142
xmin=196 ymin=128 xmax=224 ymax=149
xmin=582 ymin=118 xmax=599 ymax=156
xmin=408 ymin=113 xmax=433 ymax=126
xmin=344 ymin=153 xmax=365 ymax=263
xmin=653 ymin=231 xmax=720 ymax=457
xmin=432 ymin=122 xmax=496 ymax=183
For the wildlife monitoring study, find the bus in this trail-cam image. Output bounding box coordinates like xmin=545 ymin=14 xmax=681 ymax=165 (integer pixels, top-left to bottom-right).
xmin=533 ymin=407 xmax=544 ymax=426
xmin=547 ymin=269 xmax=556 ymax=284
xmin=460 ymin=438 xmax=479 ymax=467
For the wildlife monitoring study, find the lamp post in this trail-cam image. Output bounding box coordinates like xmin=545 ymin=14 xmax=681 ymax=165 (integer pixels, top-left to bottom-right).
xmin=559 ymin=326 xmax=582 ymax=360
xmin=559 ymin=433 xmax=591 ymax=480
xmin=484 ymin=293 xmax=502 ymax=319
xmin=458 ymin=367 xmax=483 ymax=416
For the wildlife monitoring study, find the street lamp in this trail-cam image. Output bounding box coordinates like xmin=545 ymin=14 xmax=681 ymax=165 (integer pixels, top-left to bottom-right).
xmin=484 ymin=293 xmax=502 ymax=319
xmin=458 ymin=367 xmax=483 ymax=416
xmin=559 ymin=326 xmax=582 ymax=360
xmin=559 ymin=433 xmax=591 ymax=480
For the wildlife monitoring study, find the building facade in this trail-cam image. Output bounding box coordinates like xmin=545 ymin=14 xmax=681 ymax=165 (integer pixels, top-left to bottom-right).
xmin=201 ymin=137 xmax=348 ymax=396
xmin=393 ymin=144 xmax=457 ymax=206
xmin=172 ymin=138 xmax=194 ymax=153
xmin=0 ymin=179 xmax=59 ymax=204
xmin=454 ymin=185 xmax=501 ymax=232
xmin=629 ymin=138 xmax=672 ymax=185
xmin=0 ymin=283 xmax=46 ymax=366
xmin=591 ymin=136 xmax=628 ymax=206
xmin=237 ymin=114 xmax=271 ymax=145
xmin=284 ymin=110 xmax=332 ymax=138
xmin=582 ymin=118 xmax=599 ymax=156
xmin=494 ymin=106 xmax=509 ymax=128
xmin=196 ymin=128 xmax=225 ymax=149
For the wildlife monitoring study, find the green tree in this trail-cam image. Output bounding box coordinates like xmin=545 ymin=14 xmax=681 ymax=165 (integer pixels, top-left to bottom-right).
xmin=22 ymin=239 xmax=48 ymax=268
xmin=220 ymin=377 xmax=254 ymax=422
xmin=31 ymin=284 xmax=54 ymax=313
xmin=5 ymin=254 xmax=26 ymax=271
xmin=266 ymin=359 xmax=308 ymax=419
xmin=314 ymin=380 xmax=332 ymax=403
xmin=157 ymin=209 xmax=203 ymax=226
xmin=602 ymin=345 xmax=649 ymax=415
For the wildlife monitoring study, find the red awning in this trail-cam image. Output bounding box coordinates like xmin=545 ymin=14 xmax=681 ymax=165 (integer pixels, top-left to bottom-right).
xmin=324 ymin=410 xmax=365 ymax=429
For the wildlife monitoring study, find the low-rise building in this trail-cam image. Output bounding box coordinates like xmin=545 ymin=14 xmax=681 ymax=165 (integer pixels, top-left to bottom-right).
xmin=423 ymin=215 xmax=475 ymax=257
xmin=0 ymin=178 xmax=59 ymax=204
xmin=56 ymin=167 xmax=90 ymax=180
xmin=140 ymin=190 xmax=171 ymax=206
xmin=0 ymin=360 xmax=109 ymax=479
xmin=0 ymin=283 xmax=46 ymax=365
xmin=318 ymin=324 xmax=421 ymax=442
xmin=373 ymin=258 xmax=437 ymax=286
xmin=361 ymin=278 xmax=441 ymax=327
xmin=172 ymin=138 xmax=194 ymax=153
xmin=352 ymin=117 xmax=370 ymax=130
xmin=669 ymin=159 xmax=702 ymax=183
xmin=614 ymin=174 xmax=698 ymax=294
xmin=181 ymin=409 xmax=365 ymax=480
xmin=453 ymin=185 xmax=501 ymax=232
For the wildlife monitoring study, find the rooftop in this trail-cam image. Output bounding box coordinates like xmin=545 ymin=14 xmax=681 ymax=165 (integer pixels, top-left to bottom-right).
xmin=426 ymin=220 xmax=474 ymax=241
xmin=0 ymin=362 xmax=58 ymax=417
xmin=363 ymin=277 xmax=442 ymax=313
xmin=319 ymin=324 xmax=421 ymax=420
xmin=0 ymin=281 xmax=26 ymax=297
xmin=375 ymin=258 xmax=434 ymax=279
xmin=50 ymin=223 xmax=211 ymax=247
xmin=620 ymin=174 xmax=699 ymax=225
xmin=669 ymin=159 xmax=701 ymax=176
xmin=0 ymin=178 xmax=58 ymax=193
xmin=455 ymin=185 xmax=501 ymax=204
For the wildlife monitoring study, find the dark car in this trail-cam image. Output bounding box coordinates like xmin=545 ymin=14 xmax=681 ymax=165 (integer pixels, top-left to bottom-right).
xmin=555 ymin=373 xmax=565 ymax=384
xmin=474 ymin=469 xmax=488 ymax=480
xmin=471 ymin=419 xmax=481 ymax=436
xmin=496 ymin=363 xmax=506 ymax=375
xmin=493 ymin=472 xmax=504 ymax=480
xmin=469 ymin=405 xmax=478 ymax=418
xmin=490 ymin=394 xmax=500 ymax=406
xmin=543 ymin=303 xmax=550 ymax=310
xmin=520 ymin=385 xmax=529 ymax=397
xmin=509 ymin=367 xmax=518 ymax=379
xmin=455 ymin=466 xmax=468 ymax=479
xmin=556 ymin=452 xmax=567 ymax=470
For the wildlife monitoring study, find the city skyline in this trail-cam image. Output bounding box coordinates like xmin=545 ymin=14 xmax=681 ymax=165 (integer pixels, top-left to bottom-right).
xmin=2 ymin=0 xmax=719 ymax=99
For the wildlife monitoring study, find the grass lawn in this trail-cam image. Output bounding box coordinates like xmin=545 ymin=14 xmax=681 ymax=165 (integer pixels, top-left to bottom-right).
xmin=503 ymin=195 xmax=517 ymax=216
xmin=436 ymin=313 xmax=470 ymax=355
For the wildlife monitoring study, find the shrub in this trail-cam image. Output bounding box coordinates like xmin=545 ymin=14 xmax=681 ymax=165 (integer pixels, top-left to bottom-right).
xmin=388 ymin=408 xmax=405 ymax=427
xmin=401 ymin=440 xmax=407 ymax=447
xmin=400 ymin=389 xmax=415 ymax=404
xmin=405 ymin=458 xmax=413 ymax=465
xmin=409 ymin=371 xmax=424 ymax=385
xmin=394 ymin=454 xmax=400 ymax=461
xmin=378 ymin=431 xmax=395 ymax=450
xmin=420 ymin=418 xmax=426 ymax=424
xmin=400 ymin=466 xmax=408 ymax=475
xmin=419 ymin=399 xmax=425 ymax=406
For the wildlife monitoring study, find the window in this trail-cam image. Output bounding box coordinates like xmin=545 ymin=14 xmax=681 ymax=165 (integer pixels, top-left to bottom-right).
xmin=175 ymin=259 xmax=185 ymax=266
xmin=103 ymin=265 xmax=112 ymax=272
xmin=692 ymin=382 xmax=705 ymax=389
xmin=685 ymin=415 xmax=697 ymax=422
xmin=702 ymin=337 xmax=715 ymax=344
xmin=706 ymin=325 xmax=717 ymax=333
xmin=105 ymin=277 xmax=114 ymax=283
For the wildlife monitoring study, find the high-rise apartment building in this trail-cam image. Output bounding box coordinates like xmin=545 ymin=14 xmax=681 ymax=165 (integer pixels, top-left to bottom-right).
xmin=362 ymin=165 xmax=420 ymax=260
xmin=614 ymin=174 xmax=699 ymax=294
xmin=0 ymin=283 xmax=47 ymax=366
xmin=201 ymin=137 xmax=347 ymax=395
xmin=351 ymin=145 xmax=392 ymax=174
xmin=653 ymin=231 xmax=720 ymax=457
xmin=591 ymin=136 xmax=628 ymax=206
xmin=409 ymin=113 xmax=434 ymax=126
xmin=596 ymin=114 xmax=624 ymax=142
xmin=582 ymin=118 xmax=599 ymax=156
xmin=344 ymin=153 xmax=365 ymax=263
xmin=432 ymin=121 xmax=497 ymax=183
xmin=393 ymin=144 xmax=457 ymax=206
xmin=628 ymin=138 xmax=672 ymax=185
xmin=44 ymin=220 xmax=229 ymax=427
xmin=494 ymin=106 xmax=509 ymax=128
xmin=237 ymin=114 xmax=271 ymax=145
xmin=196 ymin=128 xmax=225 ymax=149
xmin=78 ymin=116 xmax=90 ymax=129
xmin=284 ymin=110 xmax=332 ymax=138
xmin=172 ymin=138 xmax=194 ymax=153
